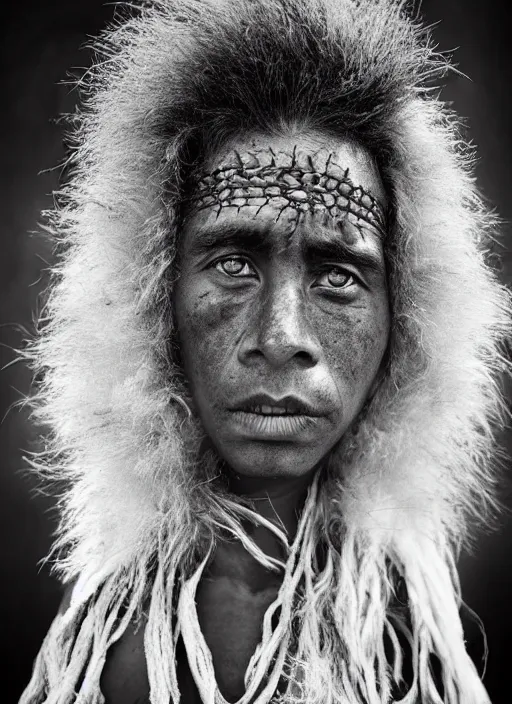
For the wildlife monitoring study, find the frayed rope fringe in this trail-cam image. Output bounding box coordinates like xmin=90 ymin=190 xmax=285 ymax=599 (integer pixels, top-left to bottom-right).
xmin=20 ymin=475 xmax=490 ymax=704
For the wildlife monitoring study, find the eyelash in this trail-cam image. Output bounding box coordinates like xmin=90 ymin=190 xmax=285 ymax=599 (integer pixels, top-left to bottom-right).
xmin=211 ymin=256 xmax=257 ymax=278
xmin=210 ymin=255 xmax=359 ymax=290
xmin=314 ymin=267 xmax=356 ymax=289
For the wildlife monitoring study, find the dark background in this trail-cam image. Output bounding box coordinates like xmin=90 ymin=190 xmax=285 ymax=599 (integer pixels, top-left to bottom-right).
xmin=1 ymin=1 xmax=511 ymax=701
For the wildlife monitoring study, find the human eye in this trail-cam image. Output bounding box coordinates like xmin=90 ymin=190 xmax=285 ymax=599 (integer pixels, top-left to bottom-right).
xmin=314 ymin=266 xmax=358 ymax=290
xmin=211 ymin=255 xmax=257 ymax=278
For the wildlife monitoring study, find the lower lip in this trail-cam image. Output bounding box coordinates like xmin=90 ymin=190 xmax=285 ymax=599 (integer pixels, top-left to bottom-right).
xmin=230 ymin=411 xmax=320 ymax=439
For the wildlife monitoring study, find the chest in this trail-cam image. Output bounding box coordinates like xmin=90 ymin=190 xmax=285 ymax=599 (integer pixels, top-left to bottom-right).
xmin=194 ymin=575 xmax=281 ymax=702
xmin=100 ymin=576 xmax=280 ymax=704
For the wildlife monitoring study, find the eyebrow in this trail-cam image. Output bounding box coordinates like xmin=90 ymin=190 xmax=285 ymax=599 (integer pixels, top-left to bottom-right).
xmin=301 ymin=223 xmax=384 ymax=274
xmin=188 ymin=223 xmax=274 ymax=258
xmin=188 ymin=221 xmax=384 ymax=274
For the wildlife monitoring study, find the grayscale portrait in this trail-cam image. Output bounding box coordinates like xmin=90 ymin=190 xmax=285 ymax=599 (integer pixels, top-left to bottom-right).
xmin=2 ymin=0 xmax=511 ymax=702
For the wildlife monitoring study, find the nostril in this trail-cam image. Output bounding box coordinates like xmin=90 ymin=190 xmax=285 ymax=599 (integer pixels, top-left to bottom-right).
xmin=294 ymin=350 xmax=317 ymax=367
xmin=240 ymin=344 xmax=317 ymax=368
xmin=246 ymin=348 xmax=266 ymax=360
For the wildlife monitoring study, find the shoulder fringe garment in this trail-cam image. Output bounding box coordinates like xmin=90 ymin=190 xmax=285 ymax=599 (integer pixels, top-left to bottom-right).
xmin=20 ymin=0 xmax=511 ymax=703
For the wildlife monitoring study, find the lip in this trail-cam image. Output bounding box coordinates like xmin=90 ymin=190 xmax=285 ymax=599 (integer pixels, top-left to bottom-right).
xmin=231 ymin=393 xmax=323 ymax=417
xmin=228 ymin=393 xmax=325 ymax=440
xmin=230 ymin=411 xmax=319 ymax=439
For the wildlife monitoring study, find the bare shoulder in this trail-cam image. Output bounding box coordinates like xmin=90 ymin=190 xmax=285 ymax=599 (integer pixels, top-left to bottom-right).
xmin=57 ymin=581 xmax=74 ymax=615
xmin=100 ymin=615 xmax=149 ymax=704
xmin=58 ymin=583 xmax=150 ymax=704
xmin=99 ymin=613 xmax=201 ymax=703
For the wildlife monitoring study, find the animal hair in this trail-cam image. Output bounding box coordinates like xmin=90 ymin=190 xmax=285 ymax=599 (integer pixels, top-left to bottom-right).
xmin=20 ymin=1 xmax=511 ymax=702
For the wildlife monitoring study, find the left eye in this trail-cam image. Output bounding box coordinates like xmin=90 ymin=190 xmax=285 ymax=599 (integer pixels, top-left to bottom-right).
xmin=214 ymin=256 xmax=254 ymax=277
xmin=317 ymin=268 xmax=355 ymax=288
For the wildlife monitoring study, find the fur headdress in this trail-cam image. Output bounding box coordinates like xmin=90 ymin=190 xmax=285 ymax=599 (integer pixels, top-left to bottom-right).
xmin=21 ymin=1 xmax=510 ymax=702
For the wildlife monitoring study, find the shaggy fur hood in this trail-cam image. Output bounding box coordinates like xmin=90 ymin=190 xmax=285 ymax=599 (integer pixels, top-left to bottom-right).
xmin=21 ymin=1 xmax=510 ymax=703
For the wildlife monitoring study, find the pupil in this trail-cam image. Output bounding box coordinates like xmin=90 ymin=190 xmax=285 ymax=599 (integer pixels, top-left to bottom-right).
xmin=328 ymin=269 xmax=349 ymax=286
xmin=224 ymin=259 xmax=243 ymax=274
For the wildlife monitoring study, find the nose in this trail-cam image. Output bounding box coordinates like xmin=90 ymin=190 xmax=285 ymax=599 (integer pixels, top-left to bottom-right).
xmin=237 ymin=282 xmax=321 ymax=368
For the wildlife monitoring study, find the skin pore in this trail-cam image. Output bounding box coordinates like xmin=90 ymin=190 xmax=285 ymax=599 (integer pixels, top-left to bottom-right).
xmin=100 ymin=130 xmax=390 ymax=703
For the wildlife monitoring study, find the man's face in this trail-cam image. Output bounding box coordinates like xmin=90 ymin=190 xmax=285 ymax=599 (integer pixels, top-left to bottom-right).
xmin=174 ymin=131 xmax=390 ymax=478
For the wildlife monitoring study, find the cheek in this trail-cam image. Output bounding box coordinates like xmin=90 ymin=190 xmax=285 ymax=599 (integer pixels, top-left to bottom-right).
xmin=318 ymin=307 xmax=389 ymax=393
xmin=175 ymin=284 xmax=246 ymax=391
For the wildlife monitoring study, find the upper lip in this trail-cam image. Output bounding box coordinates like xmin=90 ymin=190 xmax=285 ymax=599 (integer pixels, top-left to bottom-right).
xmin=231 ymin=393 xmax=323 ymax=416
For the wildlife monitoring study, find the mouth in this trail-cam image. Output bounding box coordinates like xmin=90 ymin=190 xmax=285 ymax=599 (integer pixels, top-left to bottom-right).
xmin=229 ymin=393 xmax=323 ymax=439
xmin=233 ymin=393 xmax=322 ymax=416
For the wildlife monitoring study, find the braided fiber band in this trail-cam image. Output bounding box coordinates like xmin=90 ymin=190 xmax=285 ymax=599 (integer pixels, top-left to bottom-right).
xmin=187 ymin=147 xmax=387 ymax=237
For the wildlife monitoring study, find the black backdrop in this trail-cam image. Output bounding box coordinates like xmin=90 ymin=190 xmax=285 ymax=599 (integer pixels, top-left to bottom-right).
xmin=1 ymin=1 xmax=511 ymax=701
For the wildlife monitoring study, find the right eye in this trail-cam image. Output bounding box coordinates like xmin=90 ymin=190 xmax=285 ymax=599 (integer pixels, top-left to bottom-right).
xmin=213 ymin=256 xmax=256 ymax=278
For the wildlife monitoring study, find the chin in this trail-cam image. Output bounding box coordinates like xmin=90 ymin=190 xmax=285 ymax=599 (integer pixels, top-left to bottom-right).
xmin=216 ymin=440 xmax=328 ymax=479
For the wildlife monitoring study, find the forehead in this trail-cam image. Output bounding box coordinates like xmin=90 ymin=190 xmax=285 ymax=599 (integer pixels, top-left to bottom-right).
xmin=182 ymin=131 xmax=387 ymax=248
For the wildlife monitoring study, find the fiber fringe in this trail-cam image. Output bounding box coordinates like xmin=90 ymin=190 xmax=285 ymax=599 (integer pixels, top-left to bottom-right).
xmin=21 ymin=478 xmax=490 ymax=703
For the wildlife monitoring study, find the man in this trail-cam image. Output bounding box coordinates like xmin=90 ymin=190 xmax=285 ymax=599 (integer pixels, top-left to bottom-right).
xmin=20 ymin=0 xmax=510 ymax=702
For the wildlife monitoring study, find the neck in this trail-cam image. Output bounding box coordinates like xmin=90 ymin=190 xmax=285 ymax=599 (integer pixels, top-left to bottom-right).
xmin=228 ymin=471 xmax=315 ymax=542
xmin=201 ymin=470 xmax=316 ymax=591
